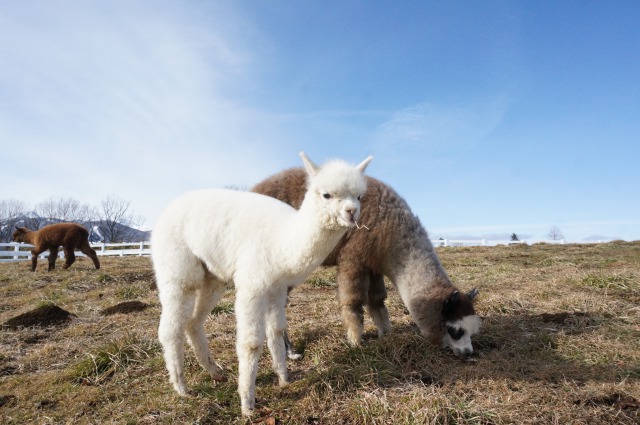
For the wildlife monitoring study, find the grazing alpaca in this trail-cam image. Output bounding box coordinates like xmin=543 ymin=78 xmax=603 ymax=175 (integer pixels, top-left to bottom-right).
xmin=151 ymin=152 xmax=372 ymax=416
xmin=12 ymin=223 xmax=101 ymax=272
xmin=252 ymin=168 xmax=481 ymax=358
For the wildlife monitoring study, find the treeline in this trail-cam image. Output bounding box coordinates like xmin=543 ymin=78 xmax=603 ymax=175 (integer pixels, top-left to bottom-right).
xmin=0 ymin=195 xmax=147 ymax=243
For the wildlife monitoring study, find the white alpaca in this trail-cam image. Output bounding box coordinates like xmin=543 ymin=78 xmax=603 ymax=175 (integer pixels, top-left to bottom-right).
xmin=151 ymin=152 xmax=372 ymax=416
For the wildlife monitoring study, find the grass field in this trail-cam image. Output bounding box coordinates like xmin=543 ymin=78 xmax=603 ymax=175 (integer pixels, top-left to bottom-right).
xmin=1 ymin=242 xmax=639 ymax=424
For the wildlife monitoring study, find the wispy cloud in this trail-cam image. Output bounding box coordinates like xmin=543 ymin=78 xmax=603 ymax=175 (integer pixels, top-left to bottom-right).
xmin=0 ymin=2 xmax=295 ymax=225
xmin=370 ymin=98 xmax=509 ymax=164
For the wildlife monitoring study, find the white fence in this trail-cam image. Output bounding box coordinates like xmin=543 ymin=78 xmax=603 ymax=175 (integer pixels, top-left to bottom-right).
xmin=0 ymin=238 xmax=607 ymax=263
xmin=432 ymin=239 xmax=566 ymax=247
xmin=0 ymin=242 xmax=151 ymax=263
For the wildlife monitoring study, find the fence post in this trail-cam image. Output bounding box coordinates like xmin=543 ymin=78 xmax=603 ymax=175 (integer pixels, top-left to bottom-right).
xmin=139 ymin=241 xmax=144 ymax=256
xmin=13 ymin=244 xmax=19 ymax=260
xmin=101 ymin=243 xmax=106 ymax=254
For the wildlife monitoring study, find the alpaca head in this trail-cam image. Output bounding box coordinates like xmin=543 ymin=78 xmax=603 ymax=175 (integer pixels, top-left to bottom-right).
xmin=441 ymin=288 xmax=481 ymax=358
xmin=12 ymin=227 xmax=29 ymax=242
xmin=300 ymin=152 xmax=372 ymax=230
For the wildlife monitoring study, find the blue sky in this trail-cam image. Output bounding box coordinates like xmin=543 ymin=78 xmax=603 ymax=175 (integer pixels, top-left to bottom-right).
xmin=2 ymin=1 xmax=639 ymax=241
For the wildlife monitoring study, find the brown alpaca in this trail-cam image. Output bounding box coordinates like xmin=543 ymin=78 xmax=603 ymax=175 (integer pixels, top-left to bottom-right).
xmin=12 ymin=223 xmax=101 ymax=272
xmin=252 ymin=168 xmax=481 ymax=357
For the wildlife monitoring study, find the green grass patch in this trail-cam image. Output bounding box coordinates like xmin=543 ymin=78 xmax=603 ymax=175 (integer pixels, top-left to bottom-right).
xmin=211 ymin=301 xmax=234 ymax=315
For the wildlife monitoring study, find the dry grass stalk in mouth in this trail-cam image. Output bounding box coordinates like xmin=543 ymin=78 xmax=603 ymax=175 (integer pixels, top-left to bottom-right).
xmin=0 ymin=241 xmax=638 ymax=424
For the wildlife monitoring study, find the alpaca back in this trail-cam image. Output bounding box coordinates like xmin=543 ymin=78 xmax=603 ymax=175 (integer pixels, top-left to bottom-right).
xmin=152 ymin=189 xmax=300 ymax=283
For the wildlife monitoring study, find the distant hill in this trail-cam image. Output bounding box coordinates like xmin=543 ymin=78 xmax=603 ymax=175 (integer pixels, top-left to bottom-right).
xmin=582 ymin=234 xmax=619 ymax=242
xmin=1 ymin=215 xmax=150 ymax=243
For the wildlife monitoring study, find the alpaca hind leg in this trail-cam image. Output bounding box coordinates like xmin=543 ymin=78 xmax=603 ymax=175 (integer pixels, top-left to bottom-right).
xmin=284 ymin=330 xmax=302 ymax=360
xmin=265 ymin=288 xmax=289 ymax=386
xmin=366 ymin=272 xmax=392 ymax=337
xmin=185 ymin=283 xmax=227 ymax=382
xmin=158 ymin=287 xmax=195 ymax=395
xmin=235 ymin=288 xmax=267 ymax=416
xmin=47 ymin=247 xmax=59 ymax=271
xmin=79 ymin=241 xmax=100 ymax=270
xmin=63 ymin=248 xmax=76 ymax=269
xmin=337 ymin=266 xmax=369 ymax=346
xmin=283 ymin=287 xmax=302 ymax=360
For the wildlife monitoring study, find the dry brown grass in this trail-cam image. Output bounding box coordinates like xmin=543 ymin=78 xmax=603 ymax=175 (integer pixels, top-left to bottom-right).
xmin=1 ymin=242 xmax=639 ymax=424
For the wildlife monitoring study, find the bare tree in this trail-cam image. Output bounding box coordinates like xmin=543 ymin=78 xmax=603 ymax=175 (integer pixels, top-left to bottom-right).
xmin=35 ymin=197 xmax=92 ymax=223
xmin=548 ymin=225 xmax=564 ymax=241
xmin=95 ymin=195 xmax=143 ymax=243
xmin=0 ymin=199 xmax=28 ymax=242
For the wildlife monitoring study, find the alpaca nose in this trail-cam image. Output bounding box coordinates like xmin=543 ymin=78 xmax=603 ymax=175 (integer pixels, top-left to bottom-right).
xmin=457 ymin=347 xmax=474 ymax=358
xmin=345 ymin=206 xmax=357 ymax=220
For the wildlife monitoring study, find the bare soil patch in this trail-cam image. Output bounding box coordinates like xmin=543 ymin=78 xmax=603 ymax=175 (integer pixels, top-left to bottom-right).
xmin=100 ymin=300 xmax=150 ymax=316
xmin=2 ymin=304 xmax=76 ymax=329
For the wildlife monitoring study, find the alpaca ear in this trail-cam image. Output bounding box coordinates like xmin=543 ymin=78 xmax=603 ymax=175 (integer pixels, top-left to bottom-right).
xmin=467 ymin=288 xmax=479 ymax=300
xmin=356 ymin=156 xmax=373 ymax=173
xmin=443 ymin=290 xmax=460 ymax=315
xmin=299 ymin=151 xmax=320 ymax=177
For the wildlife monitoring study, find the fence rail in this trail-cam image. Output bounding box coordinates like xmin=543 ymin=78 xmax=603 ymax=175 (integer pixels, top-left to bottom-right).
xmin=0 ymin=238 xmax=608 ymax=263
xmin=0 ymin=242 xmax=151 ymax=263
xmin=432 ymin=239 xmax=567 ymax=247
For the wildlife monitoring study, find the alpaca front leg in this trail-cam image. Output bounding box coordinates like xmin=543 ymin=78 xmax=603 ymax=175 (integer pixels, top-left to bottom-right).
xmin=337 ymin=267 xmax=369 ymax=345
xmin=367 ymin=272 xmax=392 ymax=337
xmin=235 ymin=291 xmax=266 ymax=416
xmin=341 ymin=304 xmax=365 ymax=345
xmin=30 ymin=251 xmax=39 ymax=272
xmin=266 ymin=289 xmax=289 ymax=386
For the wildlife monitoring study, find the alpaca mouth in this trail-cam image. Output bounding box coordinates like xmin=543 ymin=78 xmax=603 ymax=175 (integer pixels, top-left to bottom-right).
xmin=340 ymin=213 xmax=357 ymax=227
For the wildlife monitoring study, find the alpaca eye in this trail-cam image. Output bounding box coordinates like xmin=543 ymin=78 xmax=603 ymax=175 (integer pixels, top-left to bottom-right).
xmin=323 ymin=193 xmax=332 ymax=199
xmin=357 ymin=196 xmax=361 ymax=201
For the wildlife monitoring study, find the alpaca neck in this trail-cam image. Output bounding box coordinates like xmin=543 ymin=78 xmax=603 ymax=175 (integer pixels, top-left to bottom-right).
xmin=389 ymin=244 xmax=452 ymax=306
xmin=279 ymin=194 xmax=347 ymax=277
xmin=21 ymin=231 xmax=37 ymax=245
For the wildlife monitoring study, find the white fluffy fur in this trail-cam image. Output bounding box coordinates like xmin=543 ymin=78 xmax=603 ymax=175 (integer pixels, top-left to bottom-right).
xmin=151 ymin=152 xmax=371 ymax=416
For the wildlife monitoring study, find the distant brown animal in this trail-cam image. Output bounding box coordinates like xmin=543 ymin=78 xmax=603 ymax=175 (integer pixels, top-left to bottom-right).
xmin=12 ymin=223 xmax=101 ymax=272
xmin=252 ymin=168 xmax=481 ymax=358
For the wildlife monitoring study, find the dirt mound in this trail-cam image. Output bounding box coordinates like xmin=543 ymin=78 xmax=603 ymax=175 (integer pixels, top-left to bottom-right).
xmin=2 ymin=304 xmax=76 ymax=329
xmin=100 ymin=301 xmax=149 ymax=316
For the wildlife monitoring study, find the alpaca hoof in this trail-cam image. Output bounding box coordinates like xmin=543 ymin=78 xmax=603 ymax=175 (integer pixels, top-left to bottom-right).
xmin=174 ymin=384 xmax=189 ymax=396
xmin=211 ymin=372 xmax=228 ymax=383
xmin=287 ymin=352 xmax=303 ymax=360
xmin=346 ymin=332 xmax=362 ymax=347
xmin=241 ymin=403 xmax=255 ymax=417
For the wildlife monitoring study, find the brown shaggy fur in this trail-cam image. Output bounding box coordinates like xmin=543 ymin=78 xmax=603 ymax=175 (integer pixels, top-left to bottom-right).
xmin=252 ymin=168 xmax=477 ymax=348
xmin=12 ymin=223 xmax=101 ymax=272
